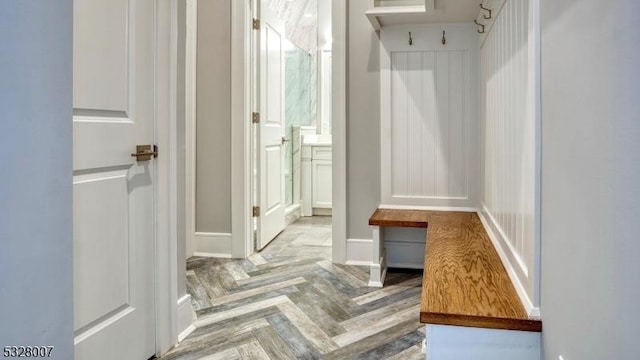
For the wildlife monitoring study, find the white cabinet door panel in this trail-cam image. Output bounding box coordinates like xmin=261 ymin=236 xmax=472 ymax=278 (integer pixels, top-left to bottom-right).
xmin=312 ymin=159 xmax=332 ymax=209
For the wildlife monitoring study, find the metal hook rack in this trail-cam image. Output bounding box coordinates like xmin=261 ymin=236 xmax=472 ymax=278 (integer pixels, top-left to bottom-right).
xmin=474 ymin=20 xmax=485 ymax=34
xmin=480 ymin=4 xmax=492 ymax=19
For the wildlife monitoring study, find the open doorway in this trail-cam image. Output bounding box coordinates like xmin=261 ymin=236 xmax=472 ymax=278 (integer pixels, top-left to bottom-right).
xmin=253 ymin=0 xmax=333 ymax=256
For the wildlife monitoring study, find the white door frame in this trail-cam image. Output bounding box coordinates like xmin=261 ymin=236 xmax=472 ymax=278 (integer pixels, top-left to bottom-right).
xmin=184 ymin=0 xmax=197 ymax=260
xmin=231 ymin=0 xmax=255 ymax=258
xmin=153 ymin=0 xmax=182 ymax=355
xmin=331 ymin=0 xmax=347 ymax=263
xmin=182 ymin=0 xmax=256 ymax=260
xmin=230 ymin=0 xmax=347 ymax=261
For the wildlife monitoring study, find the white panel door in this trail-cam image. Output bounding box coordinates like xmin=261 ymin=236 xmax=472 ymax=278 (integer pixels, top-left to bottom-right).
xmin=73 ymin=0 xmax=155 ymax=359
xmin=257 ymin=2 xmax=286 ymax=250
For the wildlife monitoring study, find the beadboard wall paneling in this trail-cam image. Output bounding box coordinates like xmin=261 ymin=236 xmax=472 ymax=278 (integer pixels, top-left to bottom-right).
xmin=381 ymin=24 xmax=479 ymax=209
xmin=479 ymin=0 xmax=539 ymax=315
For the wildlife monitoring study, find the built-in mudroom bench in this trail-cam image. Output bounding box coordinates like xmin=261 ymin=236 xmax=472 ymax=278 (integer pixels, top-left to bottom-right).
xmin=368 ymin=209 xmax=542 ymax=359
xmin=367 ymin=209 xmax=431 ymax=287
xmin=363 ymin=0 xmax=543 ymax=357
xmin=419 ymin=211 xmax=542 ymax=359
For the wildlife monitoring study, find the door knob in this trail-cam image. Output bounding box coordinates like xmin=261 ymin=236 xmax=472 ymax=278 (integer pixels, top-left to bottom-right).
xmin=131 ymin=145 xmax=158 ymax=161
xmin=281 ymin=137 xmax=290 ymax=145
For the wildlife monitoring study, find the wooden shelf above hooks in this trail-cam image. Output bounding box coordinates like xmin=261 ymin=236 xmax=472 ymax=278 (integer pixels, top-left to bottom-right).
xmin=365 ymin=0 xmax=435 ymax=30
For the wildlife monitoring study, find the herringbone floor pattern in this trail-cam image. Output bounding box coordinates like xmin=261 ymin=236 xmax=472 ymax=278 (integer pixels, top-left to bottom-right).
xmin=160 ymin=217 xmax=424 ymax=360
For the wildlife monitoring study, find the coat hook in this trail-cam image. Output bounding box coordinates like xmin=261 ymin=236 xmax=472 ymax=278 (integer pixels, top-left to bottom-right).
xmin=442 ymin=30 xmax=446 ymax=45
xmin=409 ymin=32 xmax=413 ymax=46
xmin=480 ymin=4 xmax=492 ymax=19
xmin=474 ymin=20 xmax=486 ymax=34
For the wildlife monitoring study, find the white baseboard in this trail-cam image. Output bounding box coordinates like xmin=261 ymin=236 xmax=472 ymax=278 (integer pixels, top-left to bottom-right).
xmin=345 ymin=260 xmax=371 ymax=266
xmin=346 ymin=238 xmax=372 ymax=265
xmin=194 ymin=232 xmax=233 ymax=258
xmin=176 ymin=294 xmax=195 ymax=342
xmin=477 ymin=209 xmax=539 ymax=318
xmin=368 ymin=262 xmax=387 ymax=287
xmin=313 ymin=208 xmax=332 ymax=216
xmin=285 ymin=203 xmax=302 ymax=226
xmin=285 ymin=203 xmax=302 ymax=215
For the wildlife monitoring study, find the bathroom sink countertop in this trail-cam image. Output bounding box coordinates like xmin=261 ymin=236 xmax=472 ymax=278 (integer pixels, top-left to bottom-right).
xmin=302 ymin=134 xmax=332 ymax=146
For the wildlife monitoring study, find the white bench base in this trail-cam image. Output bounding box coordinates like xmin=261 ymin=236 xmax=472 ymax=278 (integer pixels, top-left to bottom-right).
xmin=369 ymin=226 xmax=429 ymax=286
xmin=368 ymin=226 xmax=387 ymax=287
xmin=425 ymin=324 xmax=541 ymax=360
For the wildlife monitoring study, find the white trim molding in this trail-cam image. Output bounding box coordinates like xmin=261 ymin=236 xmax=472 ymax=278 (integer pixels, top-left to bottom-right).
xmin=285 ymin=203 xmax=302 ymax=226
xmin=230 ymin=0 xmax=253 ymax=259
xmin=331 ymin=0 xmax=347 ymax=264
xmin=479 ymin=207 xmax=529 ymax=276
xmin=194 ymin=232 xmax=233 ymax=258
xmin=369 ymin=228 xmax=387 ymax=287
xmin=379 ymin=204 xmax=478 ymax=212
xmin=184 ymin=0 xmax=197 ymax=259
xmin=478 ymin=209 xmax=539 ymax=318
xmin=531 ymin=0 xmax=542 ymax=318
xmin=154 ymin=0 xmax=181 ymax=355
xmin=346 ymin=238 xmax=373 ymax=266
xmin=176 ymin=295 xmax=195 ymax=342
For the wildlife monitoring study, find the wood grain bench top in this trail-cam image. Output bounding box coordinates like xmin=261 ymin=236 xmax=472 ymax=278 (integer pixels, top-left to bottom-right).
xmin=369 ymin=209 xmax=441 ymax=228
xmin=419 ymin=211 xmax=542 ymax=332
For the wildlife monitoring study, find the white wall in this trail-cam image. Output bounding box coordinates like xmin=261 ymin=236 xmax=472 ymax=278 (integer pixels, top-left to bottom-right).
xmin=479 ymin=0 xmax=539 ymax=314
xmin=0 ymin=1 xmax=74 ymax=358
xmin=540 ymin=0 xmax=640 ymax=359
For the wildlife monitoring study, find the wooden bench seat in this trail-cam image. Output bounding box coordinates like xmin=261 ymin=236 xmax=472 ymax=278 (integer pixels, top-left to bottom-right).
xmin=369 ymin=209 xmax=431 ymax=228
xmin=419 ymin=211 xmax=542 ymax=332
xmin=367 ymin=208 xmax=541 ymax=332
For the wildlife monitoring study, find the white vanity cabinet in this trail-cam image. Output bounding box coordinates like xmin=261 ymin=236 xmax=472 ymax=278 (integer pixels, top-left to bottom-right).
xmin=311 ymin=147 xmax=332 ymax=210
xmin=301 ymin=136 xmax=332 ymax=216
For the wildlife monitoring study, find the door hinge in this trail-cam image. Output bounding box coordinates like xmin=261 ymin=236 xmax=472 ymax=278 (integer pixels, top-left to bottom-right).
xmin=252 ymin=18 xmax=260 ymax=30
xmin=252 ymin=206 xmax=260 ymax=217
xmin=252 ymin=112 xmax=260 ymax=124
